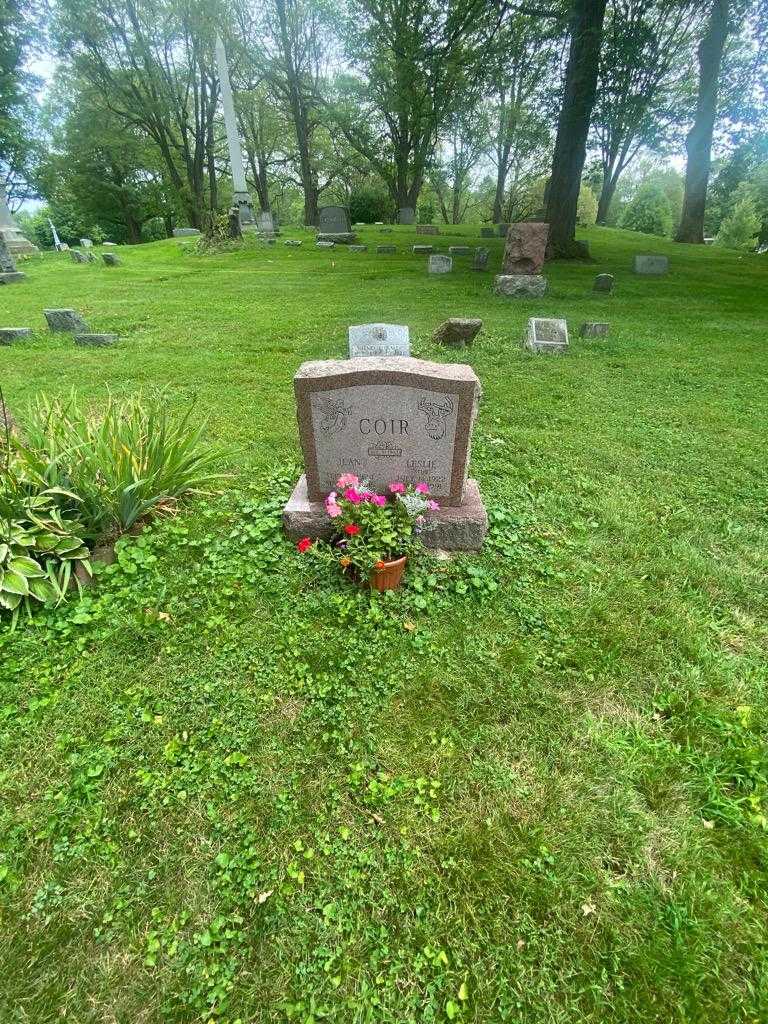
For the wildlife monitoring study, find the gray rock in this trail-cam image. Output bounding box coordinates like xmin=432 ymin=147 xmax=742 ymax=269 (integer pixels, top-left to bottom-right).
xmin=481 ymin=227 xmax=494 ymax=238
xmin=633 ymin=254 xmax=668 ymax=275
xmin=377 ymin=245 xmax=397 ymax=254
xmin=472 ymin=247 xmax=489 ymax=271
xmin=318 ymin=206 xmax=352 ymax=233
xmin=348 ymin=323 xmax=410 ymax=358
xmin=413 ymin=244 xmax=434 ymax=254
xmin=526 ymin=317 xmax=568 ymax=354
xmin=580 ymin=321 xmax=610 ymax=338
xmin=348 ymin=244 xmax=368 ymax=252
xmin=428 ymin=254 xmax=452 ymax=274
xmin=285 ymin=239 xmax=303 ymax=246
xmin=416 ymin=224 xmax=440 ymax=236
xmin=433 ymin=318 xmax=482 ymax=347
xmin=502 ymin=221 xmax=548 ymax=275
xmin=398 ymin=207 xmax=415 ymax=224
xmin=44 ymin=309 xmax=89 ymax=332
xmin=74 ymin=333 xmax=118 ymax=347
xmin=102 ymin=253 xmax=121 ymax=266
xmin=593 ymin=273 xmax=615 ymax=293
xmin=317 ymin=232 xmax=358 ymax=244
xmin=493 ymin=274 xmax=547 ymax=297
xmin=0 ymin=327 xmax=32 ymax=344
xmin=449 ymin=246 xmax=472 ymax=256
xmin=172 ymin=228 xmax=201 ymax=237
xmin=291 ymin=355 xmax=481 ymax=507
xmin=283 ymin=475 xmax=487 ymax=551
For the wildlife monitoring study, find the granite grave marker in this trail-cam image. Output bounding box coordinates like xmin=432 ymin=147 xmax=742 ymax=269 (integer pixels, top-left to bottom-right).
xmin=348 ymin=324 xmax=410 ymax=358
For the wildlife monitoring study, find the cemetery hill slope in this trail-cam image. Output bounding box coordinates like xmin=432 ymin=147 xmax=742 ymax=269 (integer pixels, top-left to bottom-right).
xmin=0 ymin=224 xmax=767 ymax=1023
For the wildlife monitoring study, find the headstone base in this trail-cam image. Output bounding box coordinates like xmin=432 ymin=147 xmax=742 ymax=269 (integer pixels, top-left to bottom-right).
xmin=316 ymin=232 xmax=358 ymax=244
xmin=0 ymin=271 xmax=26 ymax=284
xmin=493 ymin=274 xmax=547 ymax=298
xmin=283 ymin=475 xmax=487 ymax=552
xmin=0 ymin=228 xmax=38 ymax=255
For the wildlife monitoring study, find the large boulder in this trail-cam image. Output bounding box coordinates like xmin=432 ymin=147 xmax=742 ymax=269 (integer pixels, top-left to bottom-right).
xmin=502 ymin=221 xmax=549 ymax=275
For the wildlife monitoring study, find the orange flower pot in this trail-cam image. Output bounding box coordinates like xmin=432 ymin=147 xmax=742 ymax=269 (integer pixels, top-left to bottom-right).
xmin=369 ymin=555 xmax=407 ymax=591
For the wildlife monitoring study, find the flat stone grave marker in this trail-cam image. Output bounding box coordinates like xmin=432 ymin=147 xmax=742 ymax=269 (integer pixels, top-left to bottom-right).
xmin=0 ymin=327 xmax=32 ymax=345
xmin=285 ymin=239 xmax=303 ymax=246
xmin=473 ymin=248 xmax=489 ymax=271
xmin=377 ymin=245 xmax=396 ymax=254
xmin=526 ymin=317 xmax=569 ymax=354
xmin=103 ymin=241 xmax=118 ymax=247
xmin=580 ymin=322 xmax=610 ymax=338
xmin=0 ymin=236 xmax=25 ymax=283
xmin=317 ymin=240 xmax=335 ymax=248
xmin=449 ymin=246 xmax=472 ymax=256
xmin=74 ymin=333 xmax=118 ymax=347
xmin=428 ymin=254 xmax=452 ymax=274
xmin=593 ymin=273 xmax=615 ymax=293
xmin=494 ymin=275 xmax=546 ymax=297
xmin=283 ymin=357 xmax=488 ymax=550
xmin=481 ymin=227 xmax=494 ymax=238
xmin=416 ymin=224 xmax=440 ymax=236
xmin=398 ymin=207 xmax=415 ymax=224
xmin=634 ymin=254 xmax=668 ymax=275
xmin=44 ymin=309 xmax=89 ymax=332
xmin=349 ymin=244 xmax=368 ymax=252
xmin=348 ymin=324 xmax=410 ymax=358
xmin=433 ymin=318 xmax=482 ymax=348
xmin=319 ymin=206 xmax=351 ymax=233
xmin=413 ymin=244 xmax=434 ymax=254
xmin=173 ymin=227 xmax=201 ymax=237
xmin=102 ymin=253 xmax=120 ymax=266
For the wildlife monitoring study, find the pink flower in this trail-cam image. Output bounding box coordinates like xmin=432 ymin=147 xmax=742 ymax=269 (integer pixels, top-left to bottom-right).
xmin=371 ymin=495 xmax=387 ymax=507
xmin=327 ymin=502 xmax=342 ymax=518
xmin=337 ymin=473 xmax=359 ymax=488
xmin=427 ymin=500 xmax=440 ymax=511
xmin=343 ymin=487 xmax=364 ymax=504
xmin=389 ymin=482 xmax=406 ymax=494
xmin=415 ymin=482 xmax=429 ymax=494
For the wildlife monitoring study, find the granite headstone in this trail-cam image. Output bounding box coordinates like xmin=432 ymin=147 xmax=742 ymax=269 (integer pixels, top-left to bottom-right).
xmin=348 ymin=324 xmax=410 ymax=358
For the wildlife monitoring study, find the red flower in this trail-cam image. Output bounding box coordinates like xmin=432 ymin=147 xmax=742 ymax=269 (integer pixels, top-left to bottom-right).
xmin=296 ymin=537 xmax=312 ymax=553
xmin=344 ymin=524 xmax=360 ymax=536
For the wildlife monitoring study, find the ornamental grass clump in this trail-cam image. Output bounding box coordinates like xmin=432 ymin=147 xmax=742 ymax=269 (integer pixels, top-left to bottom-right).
xmin=296 ymin=474 xmax=440 ymax=582
xmin=20 ymin=390 xmax=227 ymax=540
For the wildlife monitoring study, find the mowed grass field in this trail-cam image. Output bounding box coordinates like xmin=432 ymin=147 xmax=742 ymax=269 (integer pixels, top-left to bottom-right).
xmin=1 ymin=225 xmax=767 ymax=1023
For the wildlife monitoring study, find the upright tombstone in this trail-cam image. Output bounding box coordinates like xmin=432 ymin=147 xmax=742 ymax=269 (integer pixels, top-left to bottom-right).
xmin=634 ymin=254 xmax=668 ymax=275
xmin=494 ymin=221 xmax=549 ymax=298
xmin=398 ymin=207 xmax=415 ymax=224
xmin=256 ymin=210 xmax=277 ymax=237
xmin=80 ymin=238 xmax=93 ymax=248
xmin=283 ymin=357 xmax=487 ymax=550
xmin=215 ymin=35 xmax=255 ymax=227
xmin=102 ymin=252 xmax=121 ymax=266
xmin=317 ymin=206 xmax=356 ymax=243
xmin=348 ymin=324 xmax=410 ymax=358
xmin=525 ymin=317 xmax=569 ymax=354
xmin=0 ymin=236 xmax=26 ymax=283
xmin=416 ymin=224 xmax=440 ymax=236
xmin=472 ymin=248 xmax=489 ymax=271
xmin=0 ymin=192 xmax=38 ymax=255
xmin=428 ymin=254 xmax=452 ymax=274
xmin=44 ymin=309 xmax=89 ymax=332
xmin=593 ymin=273 xmax=615 ymax=293
xmin=413 ymin=244 xmax=434 ymax=255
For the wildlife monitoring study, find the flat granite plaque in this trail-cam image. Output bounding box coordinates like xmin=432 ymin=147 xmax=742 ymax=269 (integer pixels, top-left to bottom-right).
xmin=634 ymin=254 xmax=668 ymax=275
xmin=293 ymin=357 xmax=481 ymax=506
xmin=348 ymin=324 xmax=410 ymax=358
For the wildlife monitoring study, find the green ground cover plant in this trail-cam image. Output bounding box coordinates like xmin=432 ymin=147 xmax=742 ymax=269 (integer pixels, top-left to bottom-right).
xmin=0 ymin=225 xmax=766 ymax=1023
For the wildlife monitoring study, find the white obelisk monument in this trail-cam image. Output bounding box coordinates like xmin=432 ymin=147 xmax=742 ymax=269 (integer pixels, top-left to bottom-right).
xmin=215 ymin=35 xmax=255 ymax=227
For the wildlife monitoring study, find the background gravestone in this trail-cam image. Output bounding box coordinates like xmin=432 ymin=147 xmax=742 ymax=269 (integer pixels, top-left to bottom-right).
xmin=0 ymin=236 xmax=26 ymax=283
xmin=102 ymin=252 xmax=120 ymax=266
xmin=0 ymin=327 xmax=32 ymax=344
xmin=80 ymin=238 xmax=93 ymax=248
xmin=257 ymin=211 xmax=277 ymax=236
xmin=348 ymin=324 xmax=410 ymax=358
xmin=319 ymin=206 xmax=351 ymax=233
xmin=416 ymin=224 xmax=440 ymax=236
xmin=428 ymin=254 xmax=452 ymax=274
xmin=481 ymin=227 xmax=494 ymax=238
xmin=526 ymin=317 xmax=569 ymax=353
xmin=580 ymin=322 xmax=610 ymax=337
xmin=44 ymin=309 xmax=89 ymax=332
xmin=398 ymin=207 xmax=415 ymax=224
xmin=283 ymin=357 xmax=487 ymax=550
xmin=472 ymin=248 xmax=489 ymax=271
xmin=449 ymin=246 xmax=472 ymax=256
xmin=413 ymin=244 xmax=434 ymax=255
xmin=593 ymin=273 xmax=615 ymax=293
xmin=433 ymin=318 xmax=482 ymax=347
xmin=377 ymin=244 xmax=396 ymax=254
xmin=494 ymin=221 xmax=549 ymax=298
xmin=173 ymin=228 xmax=200 ymax=237
xmin=74 ymin=334 xmax=118 ymax=347
xmin=497 ymin=223 xmax=509 ymax=237
xmin=634 ymin=254 xmax=669 ymax=275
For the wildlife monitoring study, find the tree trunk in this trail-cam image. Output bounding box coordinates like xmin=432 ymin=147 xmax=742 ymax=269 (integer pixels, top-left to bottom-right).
xmin=675 ymin=0 xmax=730 ymax=243
xmin=492 ymin=164 xmax=506 ymax=224
xmin=596 ymin=171 xmax=618 ymax=224
xmin=545 ymin=0 xmax=608 ymax=258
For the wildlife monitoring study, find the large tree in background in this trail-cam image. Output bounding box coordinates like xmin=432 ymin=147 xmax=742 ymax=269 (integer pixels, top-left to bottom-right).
xmin=593 ymin=0 xmax=699 ymax=224
xmin=0 ymin=0 xmax=42 ymax=206
xmin=675 ymin=0 xmax=731 ymax=242
xmin=54 ymin=0 xmax=226 ymax=230
xmin=331 ymin=0 xmax=498 ymax=213
xmin=545 ymin=0 xmax=608 ymax=257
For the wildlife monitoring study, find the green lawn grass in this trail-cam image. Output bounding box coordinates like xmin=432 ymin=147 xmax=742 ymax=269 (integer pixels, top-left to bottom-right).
xmin=1 ymin=225 xmax=767 ymax=1023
